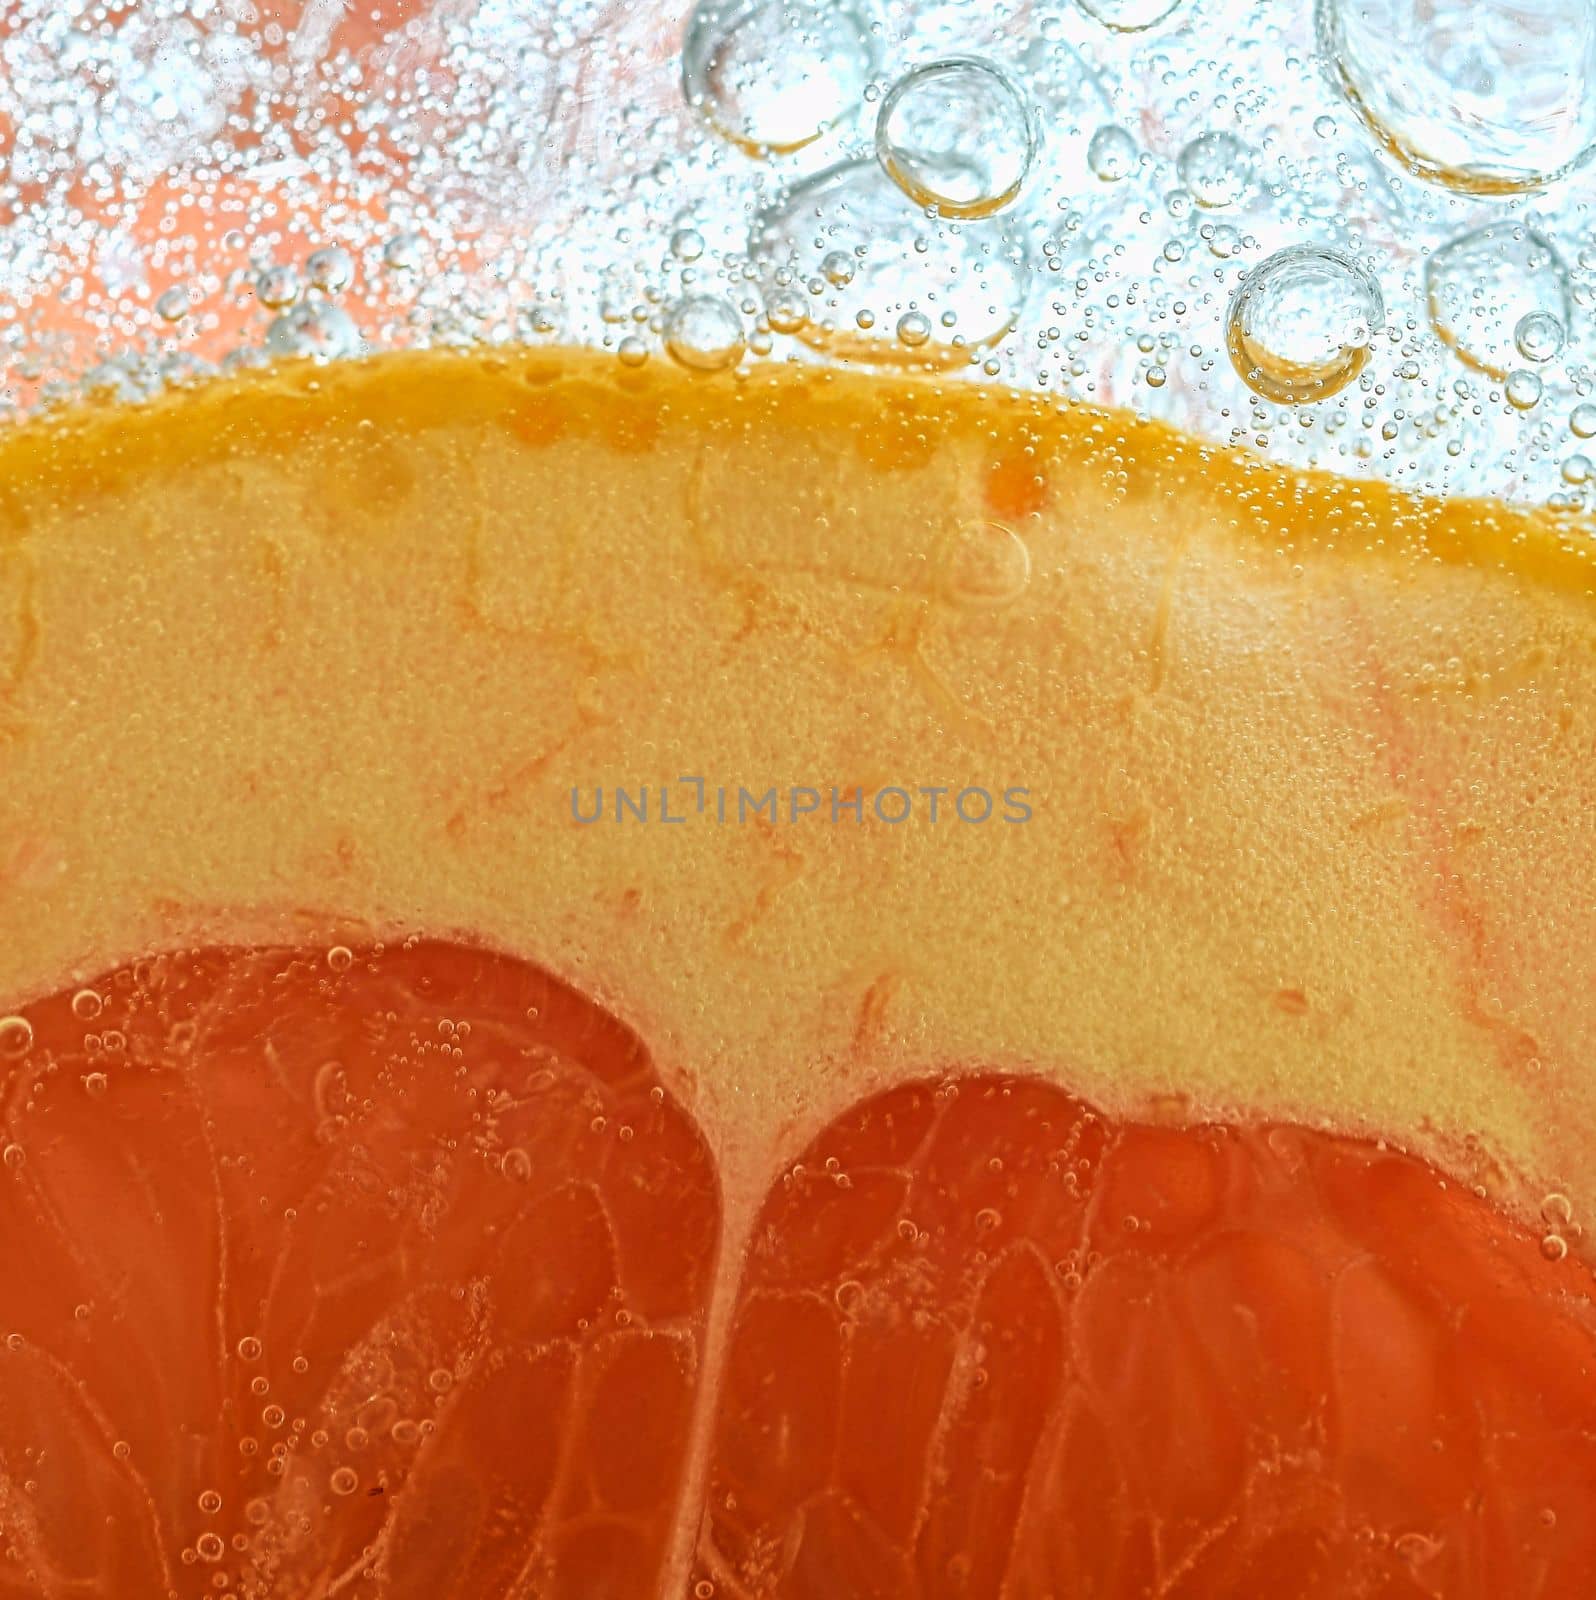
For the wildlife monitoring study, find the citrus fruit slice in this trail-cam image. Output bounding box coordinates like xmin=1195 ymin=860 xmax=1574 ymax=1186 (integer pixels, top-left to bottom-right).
xmin=0 ymin=941 xmax=718 ymax=1596
xmin=1 ymin=348 xmax=1594 ymax=1596
xmin=695 ymin=1077 xmax=1596 ymax=1598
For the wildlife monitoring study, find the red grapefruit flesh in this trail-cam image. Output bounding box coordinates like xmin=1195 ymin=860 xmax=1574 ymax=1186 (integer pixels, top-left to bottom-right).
xmin=0 ymin=940 xmax=719 ymax=1598
xmin=694 ymin=1077 xmax=1596 ymax=1599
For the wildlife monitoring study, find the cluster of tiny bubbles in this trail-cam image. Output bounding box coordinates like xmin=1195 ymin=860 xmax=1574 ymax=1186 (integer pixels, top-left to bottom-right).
xmin=681 ymin=0 xmax=880 ymax=155
xmin=875 ymin=56 xmax=1038 ymax=219
xmin=265 ymin=302 xmax=364 ymax=363
xmin=1225 ymin=246 xmax=1385 ymax=404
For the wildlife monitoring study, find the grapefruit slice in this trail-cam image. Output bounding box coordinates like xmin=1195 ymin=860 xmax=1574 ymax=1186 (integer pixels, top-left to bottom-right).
xmin=694 ymin=1077 xmax=1596 ymax=1598
xmin=1 ymin=348 xmax=1595 ymax=1595
xmin=0 ymin=941 xmax=718 ymax=1596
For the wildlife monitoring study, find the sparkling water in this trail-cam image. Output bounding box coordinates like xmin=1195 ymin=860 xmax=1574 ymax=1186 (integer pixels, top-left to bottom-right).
xmin=1 ymin=0 xmax=1595 ymax=506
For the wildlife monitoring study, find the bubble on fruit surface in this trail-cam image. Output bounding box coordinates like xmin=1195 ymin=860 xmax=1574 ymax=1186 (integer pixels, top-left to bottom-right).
xmin=1316 ymin=0 xmax=1596 ymax=194
xmin=1226 ymin=245 xmax=1385 ymax=403
xmin=944 ymin=521 xmax=1032 ymax=607
xmin=1076 ymin=0 xmax=1185 ymax=33
xmin=0 ymin=1016 xmax=33 ymax=1059
xmin=875 ymin=57 xmax=1037 ymax=219
xmin=752 ymin=157 xmax=1030 ymax=366
xmin=1088 ymin=125 xmax=1139 ymax=181
xmin=681 ymin=0 xmax=879 ymax=155
xmin=1177 ymin=131 xmax=1252 ymax=208
xmin=664 ymin=295 xmax=746 ymax=372
xmin=1426 ymin=223 xmax=1572 ymax=379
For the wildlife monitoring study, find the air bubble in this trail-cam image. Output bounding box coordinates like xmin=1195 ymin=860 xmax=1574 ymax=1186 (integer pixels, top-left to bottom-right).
xmin=765 ymin=286 xmax=809 ymax=333
xmin=1317 ymin=0 xmax=1596 ymax=193
xmin=1427 ymin=223 xmax=1572 ymax=379
xmin=155 ymin=286 xmax=190 ymax=322
xmin=256 ymin=264 xmax=300 ymax=310
xmin=326 ymin=945 xmax=353 ymax=973
xmin=1542 ymin=1232 xmax=1570 ymax=1262
xmin=752 ymin=157 xmax=1031 ymax=366
xmin=82 ymin=1072 xmax=108 ymax=1098
xmin=195 ymin=1531 xmax=225 ymax=1562
xmin=306 ymin=246 xmax=353 ymax=292
xmin=1205 ymin=223 xmax=1241 ymax=260
xmin=236 ymin=1335 xmax=263 ymax=1362
xmin=198 ymin=1489 xmax=222 ymax=1515
xmin=1514 ymin=310 xmax=1566 ymax=365
xmin=382 ymin=232 xmax=423 ymax=272
xmin=1076 ymin=0 xmax=1183 ymax=32
xmin=1087 ymin=125 xmax=1138 ymax=182
xmin=1226 ymin=245 xmax=1385 ymax=404
xmin=1572 ymin=403 xmax=1596 ymax=439
xmin=681 ymin=0 xmax=878 ymax=155
xmin=875 ymin=57 xmax=1037 ymax=219
xmin=329 ymin=1466 xmax=359 ymax=1496
xmin=943 ymin=520 xmax=1032 ymax=607
xmin=503 ymin=1147 xmax=533 ymax=1182
xmin=821 ymin=250 xmax=856 ymax=287
xmin=1505 ymin=369 xmax=1544 ymax=411
xmin=1564 ymin=453 xmax=1592 ymax=486
xmin=71 ymin=988 xmax=103 ymax=1021
xmin=670 ymin=227 xmax=706 ymax=263
xmin=664 ymin=295 xmax=746 ymax=372
xmin=1177 ymin=131 xmax=1252 ymax=208
xmin=616 ymin=335 xmax=650 ymax=368
xmin=896 ymin=310 xmax=931 ymax=347
xmin=0 ymin=1016 xmax=33 ymax=1059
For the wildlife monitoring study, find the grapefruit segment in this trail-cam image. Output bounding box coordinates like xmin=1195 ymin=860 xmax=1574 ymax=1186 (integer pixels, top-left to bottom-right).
xmin=695 ymin=1077 xmax=1596 ymax=1599
xmin=0 ymin=940 xmax=720 ymax=1597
